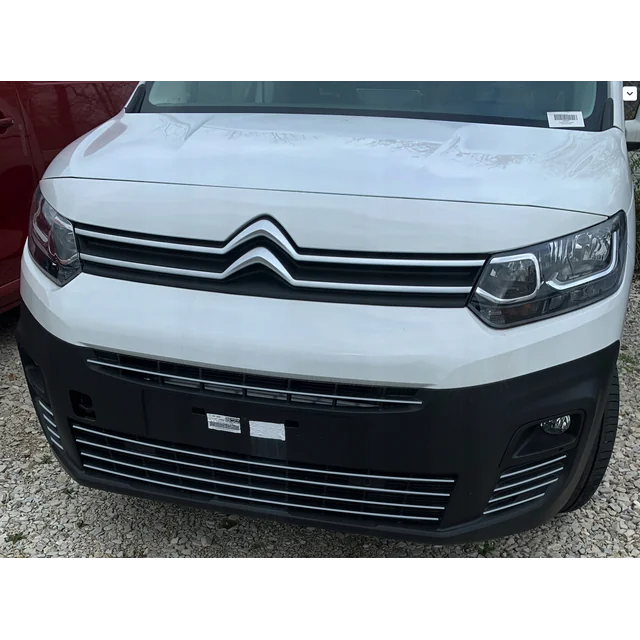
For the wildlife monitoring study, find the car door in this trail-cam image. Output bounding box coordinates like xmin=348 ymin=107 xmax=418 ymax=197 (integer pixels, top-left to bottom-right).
xmin=0 ymin=82 xmax=36 ymax=311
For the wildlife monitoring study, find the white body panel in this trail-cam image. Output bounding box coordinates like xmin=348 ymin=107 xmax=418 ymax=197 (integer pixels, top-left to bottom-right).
xmin=45 ymin=113 xmax=632 ymax=217
xmin=24 ymin=85 xmax=635 ymax=390
xmin=40 ymin=178 xmax=609 ymax=255
xmin=21 ymin=240 xmax=633 ymax=389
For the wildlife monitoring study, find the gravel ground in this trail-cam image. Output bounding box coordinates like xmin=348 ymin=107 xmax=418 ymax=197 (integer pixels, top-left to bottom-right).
xmin=1 ymin=287 xmax=639 ymax=558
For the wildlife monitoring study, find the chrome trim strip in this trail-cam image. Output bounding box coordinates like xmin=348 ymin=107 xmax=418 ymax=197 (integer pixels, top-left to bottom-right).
xmin=494 ymin=467 xmax=564 ymax=492
xmin=46 ymin=426 xmax=62 ymax=442
xmin=38 ymin=400 xmax=54 ymax=416
xmin=500 ymin=455 xmax=567 ymax=479
xmin=85 ymin=359 xmax=423 ymax=406
xmin=41 ymin=412 xmax=57 ymax=429
xmin=81 ymin=451 xmax=445 ymax=511
xmin=76 ymin=438 xmax=450 ymax=497
xmin=49 ymin=437 xmax=64 ymax=452
xmin=80 ymin=249 xmax=473 ymax=295
xmin=83 ymin=463 xmax=440 ymax=522
xmin=72 ymin=425 xmax=453 ymax=484
xmin=488 ymin=478 xmax=558 ymax=504
xmin=483 ymin=492 xmax=545 ymax=515
xmin=475 ymin=252 xmax=542 ymax=304
xmin=76 ymin=221 xmax=486 ymax=268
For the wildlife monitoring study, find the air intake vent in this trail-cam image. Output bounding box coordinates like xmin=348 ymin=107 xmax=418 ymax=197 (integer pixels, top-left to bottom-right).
xmin=72 ymin=424 xmax=455 ymax=527
xmin=88 ymin=351 xmax=422 ymax=412
xmin=484 ymin=454 xmax=566 ymax=515
xmin=36 ymin=399 xmax=64 ymax=452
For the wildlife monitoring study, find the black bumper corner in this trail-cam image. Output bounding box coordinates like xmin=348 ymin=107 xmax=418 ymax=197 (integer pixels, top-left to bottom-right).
xmin=16 ymin=304 xmax=619 ymax=543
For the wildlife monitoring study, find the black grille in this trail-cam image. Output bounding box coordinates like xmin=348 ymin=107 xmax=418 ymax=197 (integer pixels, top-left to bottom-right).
xmin=72 ymin=424 xmax=455 ymax=526
xmin=76 ymin=219 xmax=486 ymax=308
xmin=89 ymin=350 xmax=423 ymax=412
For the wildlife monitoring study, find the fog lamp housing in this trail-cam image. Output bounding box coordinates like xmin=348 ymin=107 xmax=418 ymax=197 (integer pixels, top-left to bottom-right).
xmin=540 ymin=415 xmax=572 ymax=435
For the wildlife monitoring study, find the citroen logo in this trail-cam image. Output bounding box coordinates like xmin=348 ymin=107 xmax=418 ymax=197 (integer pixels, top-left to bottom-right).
xmin=221 ymin=218 xmax=300 ymax=258
xmin=212 ymin=218 xmax=304 ymax=284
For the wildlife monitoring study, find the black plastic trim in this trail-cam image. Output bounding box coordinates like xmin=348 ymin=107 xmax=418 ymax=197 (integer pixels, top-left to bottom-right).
xmin=125 ymin=84 xmax=146 ymax=114
xmin=600 ymin=97 xmax=614 ymax=130
xmin=16 ymin=304 xmax=620 ymax=542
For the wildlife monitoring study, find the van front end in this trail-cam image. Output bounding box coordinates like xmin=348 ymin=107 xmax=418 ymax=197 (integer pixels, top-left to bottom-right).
xmin=16 ymin=152 xmax=634 ymax=541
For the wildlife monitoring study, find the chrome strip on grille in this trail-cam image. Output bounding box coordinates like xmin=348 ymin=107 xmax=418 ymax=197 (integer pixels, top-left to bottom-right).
xmin=73 ymin=425 xmax=451 ymax=483
xmin=487 ymin=478 xmax=558 ymax=504
xmin=493 ymin=466 xmax=565 ymax=493
xmin=81 ymin=451 xmax=446 ymax=511
xmin=500 ymin=455 xmax=567 ymax=479
xmin=49 ymin=437 xmax=64 ymax=452
xmin=80 ymin=249 xmax=473 ymax=295
xmin=38 ymin=400 xmax=54 ymax=416
xmin=83 ymin=464 xmax=441 ymax=522
xmin=76 ymin=218 xmax=486 ymax=306
xmin=75 ymin=436 xmax=450 ymax=497
xmin=86 ymin=358 xmax=423 ymax=408
xmin=42 ymin=412 xmax=57 ymax=428
xmin=36 ymin=399 xmax=64 ymax=452
xmin=483 ymin=493 xmax=547 ymax=515
xmin=72 ymin=425 xmax=455 ymax=525
xmin=483 ymin=455 xmax=567 ymax=516
xmin=46 ymin=426 xmax=62 ymax=442
xmin=76 ymin=222 xmax=486 ymax=268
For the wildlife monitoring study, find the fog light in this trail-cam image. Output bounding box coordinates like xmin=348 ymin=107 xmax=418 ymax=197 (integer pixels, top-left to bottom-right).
xmin=540 ymin=415 xmax=572 ymax=435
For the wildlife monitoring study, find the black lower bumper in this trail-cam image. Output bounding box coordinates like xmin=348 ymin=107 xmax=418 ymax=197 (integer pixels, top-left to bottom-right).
xmin=16 ymin=305 xmax=619 ymax=543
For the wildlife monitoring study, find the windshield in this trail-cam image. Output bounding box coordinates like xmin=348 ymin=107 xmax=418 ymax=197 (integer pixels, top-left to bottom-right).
xmin=140 ymin=82 xmax=606 ymax=130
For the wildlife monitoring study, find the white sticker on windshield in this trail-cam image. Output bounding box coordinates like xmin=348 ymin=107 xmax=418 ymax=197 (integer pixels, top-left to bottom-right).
xmin=547 ymin=111 xmax=585 ymax=128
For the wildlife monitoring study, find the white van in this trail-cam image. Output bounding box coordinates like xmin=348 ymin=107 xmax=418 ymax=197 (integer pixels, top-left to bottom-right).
xmin=17 ymin=82 xmax=637 ymax=542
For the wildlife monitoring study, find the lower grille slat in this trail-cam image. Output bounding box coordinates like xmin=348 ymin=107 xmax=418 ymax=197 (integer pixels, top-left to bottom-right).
xmin=487 ymin=478 xmax=558 ymax=504
xmin=484 ymin=454 xmax=567 ymax=516
xmin=483 ymin=492 xmax=547 ymax=515
xmin=36 ymin=399 xmax=64 ymax=452
xmin=83 ymin=464 xmax=441 ymax=522
xmin=80 ymin=451 xmax=446 ymax=511
xmin=72 ymin=424 xmax=455 ymax=527
xmin=75 ymin=436 xmax=450 ymax=497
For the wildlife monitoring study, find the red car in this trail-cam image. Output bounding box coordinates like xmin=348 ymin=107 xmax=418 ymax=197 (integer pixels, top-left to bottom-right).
xmin=0 ymin=81 xmax=136 ymax=313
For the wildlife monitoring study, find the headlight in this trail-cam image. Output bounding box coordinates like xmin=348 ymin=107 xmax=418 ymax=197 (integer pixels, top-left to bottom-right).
xmin=28 ymin=187 xmax=80 ymax=286
xmin=469 ymin=211 xmax=627 ymax=328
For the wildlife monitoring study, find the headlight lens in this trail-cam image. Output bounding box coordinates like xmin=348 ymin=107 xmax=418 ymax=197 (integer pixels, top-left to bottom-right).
xmin=469 ymin=212 xmax=626 ymax=328
xmin=28 ymin=188 xmax=81 ymax=286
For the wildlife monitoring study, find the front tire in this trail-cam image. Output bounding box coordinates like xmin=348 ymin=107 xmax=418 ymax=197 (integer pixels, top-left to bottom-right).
xmin=561 ymin=368 xmax=619 ymax=513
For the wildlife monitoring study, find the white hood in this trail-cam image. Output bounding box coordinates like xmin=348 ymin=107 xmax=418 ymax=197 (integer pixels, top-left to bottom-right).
xmin=45 ymin=111 xmax=632 ymax=216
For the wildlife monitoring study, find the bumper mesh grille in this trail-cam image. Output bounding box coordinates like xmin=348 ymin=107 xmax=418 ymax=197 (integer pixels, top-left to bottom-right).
xmin=72 ymin=424 xmax=455 ymax=526
xmin=88 ymin=351 xmax=422 ymax=412
xmin=484 ymin=454 xmax=566 ymax=515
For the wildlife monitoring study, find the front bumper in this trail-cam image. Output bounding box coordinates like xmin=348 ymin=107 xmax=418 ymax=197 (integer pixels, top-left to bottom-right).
xmin=17 ymin=305 xmax=619 ymax=543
